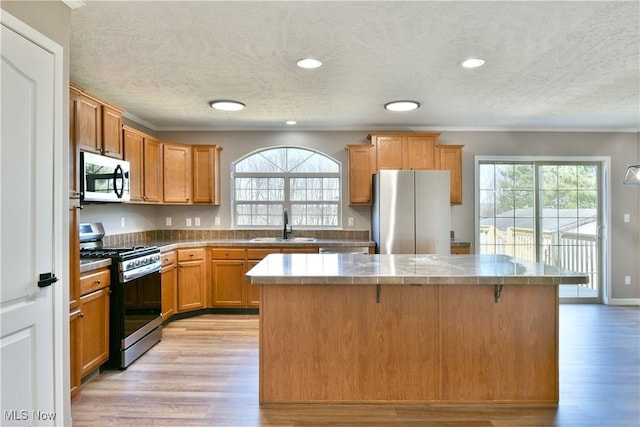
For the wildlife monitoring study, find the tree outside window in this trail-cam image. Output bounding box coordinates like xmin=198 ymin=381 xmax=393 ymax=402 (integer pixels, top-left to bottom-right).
xmin=232 ymin=146 xmax=341 ymax=228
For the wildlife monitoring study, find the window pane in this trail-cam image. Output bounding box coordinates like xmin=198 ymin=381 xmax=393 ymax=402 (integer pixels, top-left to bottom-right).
xmin=479 ymin=164 xmax=495 ymax=190
xmin=233 ymin=146 xmax=341 ymax=228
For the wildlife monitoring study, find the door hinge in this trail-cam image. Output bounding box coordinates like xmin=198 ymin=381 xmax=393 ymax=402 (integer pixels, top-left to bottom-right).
xmin=38 ymin=272 xmax=58 ymax=288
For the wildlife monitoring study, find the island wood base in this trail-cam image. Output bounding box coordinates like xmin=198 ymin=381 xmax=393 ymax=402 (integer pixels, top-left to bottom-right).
xmin=259 ymin=283 xmax=558 ymax=404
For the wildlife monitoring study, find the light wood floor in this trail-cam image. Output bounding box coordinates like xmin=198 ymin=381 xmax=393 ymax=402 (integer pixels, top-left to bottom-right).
xmin=71 ymin=304 xmax=640 ymax=426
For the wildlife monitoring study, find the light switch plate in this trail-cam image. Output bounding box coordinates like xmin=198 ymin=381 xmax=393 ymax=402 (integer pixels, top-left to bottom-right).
xmin=348 ymin=217 xmax=355 ymax=227
xmin=195 ymin=217 xmax=201 ymax=226
xmin=624 ymin=213 xmax=630 ymax=223
xmin=186 ymin=218 xmax=192 ymax=227
xmin=165 ymin=217 xmax=172 ymax=226
xmin=120 ymin=217 xmax=125 ymax=228
xmin=214 ymin=216 xmax=221 ymax=226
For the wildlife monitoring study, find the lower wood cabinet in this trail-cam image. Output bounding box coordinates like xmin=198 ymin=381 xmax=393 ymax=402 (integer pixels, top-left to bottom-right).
xmin=160 ymin=251 xmax=177 ymax=321
xmin=69 ymin=309 xmax=81 ymax=400
xmin=79 ymin=286 xmax=110 ymax=376
xmin=177 ymin=248 xmax=206 ymax=312
xmin=210 ymin=248 xmax=246 ymax=307
xmin=71 ymin=267 xmax=110 ymax=399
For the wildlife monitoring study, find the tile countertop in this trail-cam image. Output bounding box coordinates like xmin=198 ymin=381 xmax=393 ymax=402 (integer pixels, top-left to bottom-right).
xmin=79 ymin=258 xmax=111 ymax=274
xmin=245 ymin=253 xmax=590 ymax=286
xmin=151 ymin=239 xmax=375 ymax=253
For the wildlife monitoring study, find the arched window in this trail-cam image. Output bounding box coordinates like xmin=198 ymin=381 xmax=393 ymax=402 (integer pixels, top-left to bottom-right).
xmin=232 ymin=146 xmax=341 ymax=228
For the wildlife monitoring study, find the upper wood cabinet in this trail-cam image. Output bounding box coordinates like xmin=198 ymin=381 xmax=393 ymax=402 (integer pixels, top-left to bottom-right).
xmin=123 ymin=126 xmax=162 ymax=203
xmin=70 ymin=83 xmax=123 ymax=159
xmin=346 ymin=133 xmax=463 ymax=205
xmin=436 ymin=144 xmax=464 ymax=205
xmin=369 ymin=133 xmax=438 ymax=170
xmin=192 ymin=145 xmax=222 ymax=205
xmin=163 ymin=143 xmax=192 ymax=204
xmin=345 ymin=145 xmax=374 ymax=205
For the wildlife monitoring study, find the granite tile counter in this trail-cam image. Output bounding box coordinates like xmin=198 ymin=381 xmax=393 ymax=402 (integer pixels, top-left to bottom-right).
xmin=148 ymin=239 xmax=375 ymax=253
xmin=253 ymin=253 xmax=587 ymax=405
xmin=246 ymin=253 xmax=589 ymax=285
xmin=79 ymin=258 xmax=111 ymax=274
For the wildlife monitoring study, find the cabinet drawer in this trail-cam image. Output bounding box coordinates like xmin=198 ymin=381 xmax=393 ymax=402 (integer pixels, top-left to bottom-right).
xmin=177 ymin=248 xmax=205 ymax=261
xmin=246 ymin=248 xmax=280 ymax=260
xmin=79 ymin=268 xmax=110 ymax=296
xmin=161 ymin=250 xmax=177 ymax=266
xmin=451 ymin=245 xmax=470 ymax=255
xmin=210 ymin=248 xmax=245 ymax=260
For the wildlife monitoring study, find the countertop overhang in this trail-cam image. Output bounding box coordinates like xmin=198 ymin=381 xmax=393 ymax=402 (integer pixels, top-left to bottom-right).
xmin=246 ymin=253 xmax=590 ymax=286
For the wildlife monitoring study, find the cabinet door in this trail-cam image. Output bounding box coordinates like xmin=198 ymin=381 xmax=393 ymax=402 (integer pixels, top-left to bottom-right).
xmin=437 ymin=145 xmax=463 ymax=205
xmin=405 ymin=135 xmax=436 ymax=170
xmin=211 ymin=260 xmax=246 ymax=307
xmin=246 ymin=260 xmax=261 ymax=307
xmin=143 ymin=138 xmax=162 ymax=203
xmin=124 ymin=129 xmax=144 ymax=202
xmin=69 ymin=89 xmax=80 ymax=198
xmin=193 ymin=145 xmax=221 ymax=204
xmin=161 ymin=264 xmax=177 ymax=321
xmin=69 ymin=205 xmax=80 ymax=310
xmin=101 ymin=105 xmax=123 ymax=159
xmin=177 ymin=259 xmax=205 ymax=311
xmin=76 ymin=93 xmax=101 ymax=154
xmin=374 ymin=135 xmax=403 ymax=170
xmin=79 ymin=287 xmax=110 ymax=376
xmin=163 ymin=143 xmax=192 ymax=203
xmin=69 ymin=309 xmax=81 ymax=400
xmin=346 ymin=144 xmax=373 ymax=205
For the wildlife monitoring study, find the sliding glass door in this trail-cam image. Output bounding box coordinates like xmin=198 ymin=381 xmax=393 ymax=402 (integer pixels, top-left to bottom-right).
xmin=477 ymin=160 xmax=603 ymax=302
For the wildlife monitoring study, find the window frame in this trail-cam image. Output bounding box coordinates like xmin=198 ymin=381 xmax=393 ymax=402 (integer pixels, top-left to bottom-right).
xmin=231 ymin=145 xmax=342 ymax=229
xmin=474 ymin=155 xmax=611 ymax=304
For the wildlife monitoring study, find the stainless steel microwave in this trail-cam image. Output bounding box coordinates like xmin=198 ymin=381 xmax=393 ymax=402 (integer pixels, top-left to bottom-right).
xmin=80 ymin=152 xmax=130 ymax=203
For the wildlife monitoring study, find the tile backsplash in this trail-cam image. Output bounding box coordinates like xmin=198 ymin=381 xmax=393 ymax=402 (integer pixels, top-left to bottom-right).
xmin=102 ymin=229 xmax=370 ymax=246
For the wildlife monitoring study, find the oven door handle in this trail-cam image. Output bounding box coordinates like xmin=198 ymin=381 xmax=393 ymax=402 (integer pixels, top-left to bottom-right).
xmin=121 ymin=263 xmax=161 ymax=283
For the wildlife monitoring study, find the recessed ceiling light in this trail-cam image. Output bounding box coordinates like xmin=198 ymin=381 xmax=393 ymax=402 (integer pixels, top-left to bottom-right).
xmin=209 ymin=100 xmax=245 ymax=111
xmin=384 ymin=100 xmax=420 ymax=112
xmin=296 ymin=58 xmax=322 ymax=69
xmin=461 ymin=58 xmax=485 ymax=69
xmin=285 ymin=120 xmax=297 ymax=125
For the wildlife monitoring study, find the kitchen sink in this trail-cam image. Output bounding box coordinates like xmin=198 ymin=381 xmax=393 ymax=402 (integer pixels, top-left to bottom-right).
xmin=250 ymin=237 xmax=316 ymax=243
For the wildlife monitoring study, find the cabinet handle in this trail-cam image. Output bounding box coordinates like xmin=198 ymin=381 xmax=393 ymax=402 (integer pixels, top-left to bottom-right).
xmin=78 ymin=312 xmax=84 ymax=318
xmin=94 ymin=280 xmax=101 ymax=284
xmin=190 ymin=253 xmax=194 ymax=257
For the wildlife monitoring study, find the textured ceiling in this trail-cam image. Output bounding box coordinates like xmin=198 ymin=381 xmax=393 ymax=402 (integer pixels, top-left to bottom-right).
xmin=69 ymin=1 xmax=640 ymax=132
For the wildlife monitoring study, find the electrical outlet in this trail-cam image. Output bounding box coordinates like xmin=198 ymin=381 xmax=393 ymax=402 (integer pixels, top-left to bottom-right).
xmin=624 ymin=213 xmax=630 ymax=223
xmin=194 ymin=217 xmax=201 ymax=226
xmin=186 ymin=218 xmax=192 ymax=227
xmin=625 ymin=276 xmax=631 ymax=285
xmin=348 ymin=217 xmax=355 ymax=227
xmin=120 ymin=217 xmax=125 ymax=228
xmin=165 ymin=217 xmax=172 ymax=227
xmin=214 ymin=216 xmax=221 ymax=226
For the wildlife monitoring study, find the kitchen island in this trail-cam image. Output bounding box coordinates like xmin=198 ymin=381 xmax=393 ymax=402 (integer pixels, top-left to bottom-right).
xmin=246 ymin=253 xmax=589 ymax=404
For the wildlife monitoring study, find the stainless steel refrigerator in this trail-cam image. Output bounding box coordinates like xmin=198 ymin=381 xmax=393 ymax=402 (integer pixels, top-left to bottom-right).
xmin=372 ymin=170 xmax=451 ymax=254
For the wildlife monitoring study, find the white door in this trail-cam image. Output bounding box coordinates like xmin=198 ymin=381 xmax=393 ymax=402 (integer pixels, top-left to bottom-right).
xmin=1 ymin=21 xmax=58 ymax=426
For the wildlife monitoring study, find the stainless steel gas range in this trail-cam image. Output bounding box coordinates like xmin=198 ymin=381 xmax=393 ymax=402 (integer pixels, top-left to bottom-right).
xmin=80 ymin=223 xmax=162 ymax=369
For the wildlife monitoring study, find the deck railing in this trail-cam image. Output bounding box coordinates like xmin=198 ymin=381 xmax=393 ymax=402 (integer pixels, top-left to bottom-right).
xmin=479 ymin=225 xmax=598 ymax=290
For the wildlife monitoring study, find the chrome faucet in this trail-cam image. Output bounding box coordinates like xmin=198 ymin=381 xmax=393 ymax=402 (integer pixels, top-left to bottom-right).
xmin=283 ymin=208 xmax=292 ymax=240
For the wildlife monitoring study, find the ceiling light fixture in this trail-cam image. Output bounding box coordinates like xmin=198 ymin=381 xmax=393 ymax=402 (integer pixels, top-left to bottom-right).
xmin=285 ymin=120 xmax=297 ymax=125
xmin=384 ymin=100 xmax=420 ymax=112
xmin=296 ymin=58 xmax=322 ymax=69
xmin=461 ymin=58 xmax=486 ymax=69
xmin=209 ymin=100 xmax=245 ymax=111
